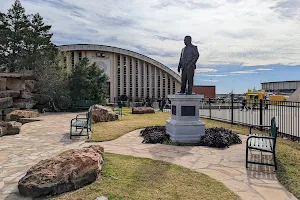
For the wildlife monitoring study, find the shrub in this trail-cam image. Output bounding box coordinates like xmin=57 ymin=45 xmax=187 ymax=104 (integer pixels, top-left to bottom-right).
xmin=199 ymin=127 xmax=242 ymax=148
xmin=140 ymin=126 xmax=169 ymax=144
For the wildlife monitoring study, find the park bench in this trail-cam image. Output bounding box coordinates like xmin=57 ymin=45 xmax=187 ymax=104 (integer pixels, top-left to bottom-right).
xmin=72 ymin=100 xmax=97 ymax=110
xmin=246 ymin=117 xmax=278 ymax=170
xmin=70 ymin=106 xmax=92 ymax=139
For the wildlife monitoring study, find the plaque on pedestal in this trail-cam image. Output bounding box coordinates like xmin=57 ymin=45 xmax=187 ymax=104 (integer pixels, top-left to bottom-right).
xmin=166 ymin=94 xmax=205 ymax=143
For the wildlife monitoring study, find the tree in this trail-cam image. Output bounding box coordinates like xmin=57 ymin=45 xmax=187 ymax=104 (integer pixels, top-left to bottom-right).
xmin=69 ymin=58 xmax=109 ymax=104
xmin=35 ymin=51 xmax=72 ymax=112
xmin=0 ymin=0 xmax=30 ymax=72
xmin=0 ymin=0 xmax=55 ymax=72
xmin=24 ymin=13 xmax=56 ymax=71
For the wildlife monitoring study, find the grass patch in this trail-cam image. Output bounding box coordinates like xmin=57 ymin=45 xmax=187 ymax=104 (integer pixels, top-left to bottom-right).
xmin=89 ymin=108 xmax=170 ymax=142
xmin=90 ymin=109 xmax=300 ymax=199
xmin=201 ymin=118 xmax=300 ymax=199
xmin=54 ymin=153 xmax=239 ymax=200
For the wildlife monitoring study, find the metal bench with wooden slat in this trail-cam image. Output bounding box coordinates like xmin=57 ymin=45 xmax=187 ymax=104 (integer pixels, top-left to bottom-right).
xmin=70 ymin=106 xmax=92 ymax=139
xmin=246 ymin=117 xmax=278 ymax=170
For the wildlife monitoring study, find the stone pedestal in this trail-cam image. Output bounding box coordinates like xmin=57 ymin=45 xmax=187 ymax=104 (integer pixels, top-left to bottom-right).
xmin=166 ymin=94 xmax=205 ymax=143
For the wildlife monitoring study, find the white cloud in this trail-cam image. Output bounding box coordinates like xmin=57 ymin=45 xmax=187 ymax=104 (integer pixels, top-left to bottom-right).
xmin=202 ymin=74 xmax=228 ymax=77
xmin=1 ymin=0 xmax=300 ymax=66
xmin=203 ymin=79 xmax=219 ymax=82
xmin=255 ymin=68 xmax=273 ymax=71
xmin=195 ymin=68 xmax=218 ymax=73
xmin=230 ymin=70 xmax=258 ymax=74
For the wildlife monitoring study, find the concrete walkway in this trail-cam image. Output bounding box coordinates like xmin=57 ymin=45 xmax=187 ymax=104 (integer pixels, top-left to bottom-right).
xmin=0 ymin=113 xmax=298 ymax=200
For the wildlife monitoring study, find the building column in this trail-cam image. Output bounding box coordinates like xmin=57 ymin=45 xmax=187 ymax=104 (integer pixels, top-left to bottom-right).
xmin=149 ymin=64 xmax=153 ymax=98
xmin=144 ymin=62 xmax=147 ymax=98
xmin=160 ymin=70 xmax=163 ymax=98
xmin=120 ymin=55 xmax=124 ymax=95
xmin=170 ymin=77 xmax=173 ymax=95
xmin=132 ymin=58 xmax=136 ymax=101
xmin=109 ymin=54 xmax=114 ymax=103
xmin=111 ymin=53 xmax=118 ymax=103
xmin=74 ymin=51 xmax=78 ymax=64
xmin=138 ymin=60 xmax=142 ymax=99
xmin=154 ymin=67 xmax=158 ymax=99
xmin=126 ymin=56 xmax=130 ymax=97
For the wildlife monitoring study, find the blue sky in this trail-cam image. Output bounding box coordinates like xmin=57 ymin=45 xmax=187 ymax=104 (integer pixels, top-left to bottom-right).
xmin=1 ymin=0 xmax=300 ymax=94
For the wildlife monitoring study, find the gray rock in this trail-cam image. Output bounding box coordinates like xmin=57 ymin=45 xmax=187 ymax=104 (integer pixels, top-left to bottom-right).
xmin=0 ymin=97 xmax=13 ymax=109
xmin=132 ymin=107 xmax=155 ymax=114
xmin=0 ymin=121 xmax=22 ymax=136
xmin=0 ymin=127 xmax=3 ymax=137
xmin=6 ymin=78 xmax=25 ymax=91
xmin=21 ymin=92 xmax=34 ymax=99
xmin=25 ymin=80 xmax=36 ymax=92
xmin=91 ymin=105 xmax=119 ymax=123
xmin=0 ymin=90 xmax=20 ymax=98
xmin=3 ymin=108 xmax=19 ymax=116
xmin=13 ymin=99 xmax=37 ymax=109
xmin=0 ymin=78 xmax=6 ymax=91
xmin=6 ymin=110 xmax=39 ymax=121
xmin=18 ymin=145 xmax=104 ymax=198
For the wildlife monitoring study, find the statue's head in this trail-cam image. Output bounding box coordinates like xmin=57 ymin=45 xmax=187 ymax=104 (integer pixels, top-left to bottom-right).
xmin=184 ymin=36 xmax=192 ymax=46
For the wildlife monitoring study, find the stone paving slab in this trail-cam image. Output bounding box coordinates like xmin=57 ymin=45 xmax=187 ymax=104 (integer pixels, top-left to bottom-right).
xmin=0 ymin=112 xmax=298 ymax=200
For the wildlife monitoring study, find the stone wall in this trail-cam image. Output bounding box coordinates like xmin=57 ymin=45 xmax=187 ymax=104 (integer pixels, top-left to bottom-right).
xmin=0 ymin=72 xmax=39 ymax=121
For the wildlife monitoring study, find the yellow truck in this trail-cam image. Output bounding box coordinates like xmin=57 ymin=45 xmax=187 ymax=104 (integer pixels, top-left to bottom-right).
xmin=245 ymin=90 xmax=268 ymax=109
xmin=245 ymin=90 xmax=266 ymax=103
xmin=269 ymin=95 xmax=289 ymax=104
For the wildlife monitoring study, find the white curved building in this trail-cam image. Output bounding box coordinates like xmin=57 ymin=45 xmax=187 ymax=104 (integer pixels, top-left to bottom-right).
xmin=58 ymin=44 xmax=181 ymax=103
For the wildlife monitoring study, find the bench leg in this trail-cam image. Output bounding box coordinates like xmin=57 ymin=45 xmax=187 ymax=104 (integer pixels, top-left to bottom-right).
xmin=273 ymin=151 xmax=277 ymax=170
xmin=70 ymin=125 xmax=73 ymax=139
xmin=87 ymin=127 xmax=89 ymax=139
xmin=246 ymin=147 xmax=249 ymax=168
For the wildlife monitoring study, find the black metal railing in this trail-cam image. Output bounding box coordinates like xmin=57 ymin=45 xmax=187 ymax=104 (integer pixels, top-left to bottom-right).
xmin=162 ymin=96 xmax=300 ymax=141
xmin=200 ymin=97 xmax=300 ymax=141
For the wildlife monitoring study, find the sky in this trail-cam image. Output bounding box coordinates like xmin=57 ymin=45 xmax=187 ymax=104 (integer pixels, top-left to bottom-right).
xmin=1 ymin=0 xmax=300 ymax=94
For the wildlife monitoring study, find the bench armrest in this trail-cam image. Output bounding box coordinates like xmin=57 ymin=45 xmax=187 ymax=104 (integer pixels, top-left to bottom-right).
xmin=247 ymin=135 xmax=275 ymax=142
xmin=249 ymin=125 xmax=271 ymax=134
xmin=76 ymin=114 xmax=87 ymax=119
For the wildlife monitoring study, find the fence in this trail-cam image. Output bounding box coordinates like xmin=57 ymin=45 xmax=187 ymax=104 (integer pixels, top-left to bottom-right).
xmin=162 ymin=96 xmax=300 ymax=141
xmin=200 ymin=96 xmax=300 ymax=141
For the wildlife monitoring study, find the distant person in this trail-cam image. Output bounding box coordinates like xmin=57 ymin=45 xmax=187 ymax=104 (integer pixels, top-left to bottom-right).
xmin=241 ymin=98 xmax=248 ymax=111
xmin=160 ymin=98 xmax=166 ymax=112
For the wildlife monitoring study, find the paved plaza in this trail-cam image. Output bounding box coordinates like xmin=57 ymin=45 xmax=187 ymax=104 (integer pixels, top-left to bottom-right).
xmin=0 ymin=113 xmax=297 ymax=200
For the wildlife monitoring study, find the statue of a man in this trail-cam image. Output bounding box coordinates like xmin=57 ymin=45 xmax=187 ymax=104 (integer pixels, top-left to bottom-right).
xmin=178 ymin=36 xmax=199 ymax=95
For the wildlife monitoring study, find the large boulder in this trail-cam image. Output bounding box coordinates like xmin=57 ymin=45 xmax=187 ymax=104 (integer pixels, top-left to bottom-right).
xmin=25 ymin=80 xmax=36 ymax=92
xmin=3 ymin=108 xmax=19 ymax=116
xmin=6 ymin=78 xmax=25 ymax=91
xmin=13 ymin=99 xmax=37 ymax=109
xmin=18 ymin=145 xmax=104 ymax=198
xmin=0 ymin=78 xmax=6 ymax=91
xmin=0 ymin=121 xmax=22 ymax=136
xmin=21 ymin=91 xmax=34 ymax=99
xmin=132 ymin=107 xmax=155 ymax=114
xmin=0 ymin=97 xmax=13 ymax=109
xmin=0 ymin=90 xmax=20 ymax=98
xmin=91 ymin=105 xmax=118 ymax=123
xmin=6 ymin=110 xmax=39 ymax=121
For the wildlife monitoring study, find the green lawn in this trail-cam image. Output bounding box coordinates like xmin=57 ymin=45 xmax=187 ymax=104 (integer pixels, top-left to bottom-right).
xmin=54 ymin=153 xmax=239 ymax=200
xmin=89 ymin=108 xmax=170 ymax=142
xmin=88 ymin=108 xmax=300 ymax=199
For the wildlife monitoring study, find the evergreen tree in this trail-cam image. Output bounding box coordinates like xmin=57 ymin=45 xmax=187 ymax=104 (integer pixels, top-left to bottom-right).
xmin=1 ymin=0 xmax=30 ymax=72
xmin=0 ymin=0 xmax=55 ymax=72
xmin=69 ymin=58 xmax=109 ymax=104
xmin=25 ymin=13 xmax=56 ymax=70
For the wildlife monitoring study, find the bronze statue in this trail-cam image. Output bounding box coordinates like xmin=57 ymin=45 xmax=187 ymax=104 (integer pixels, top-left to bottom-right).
xmin=178 ymin=36 xmax=199 ymax=95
